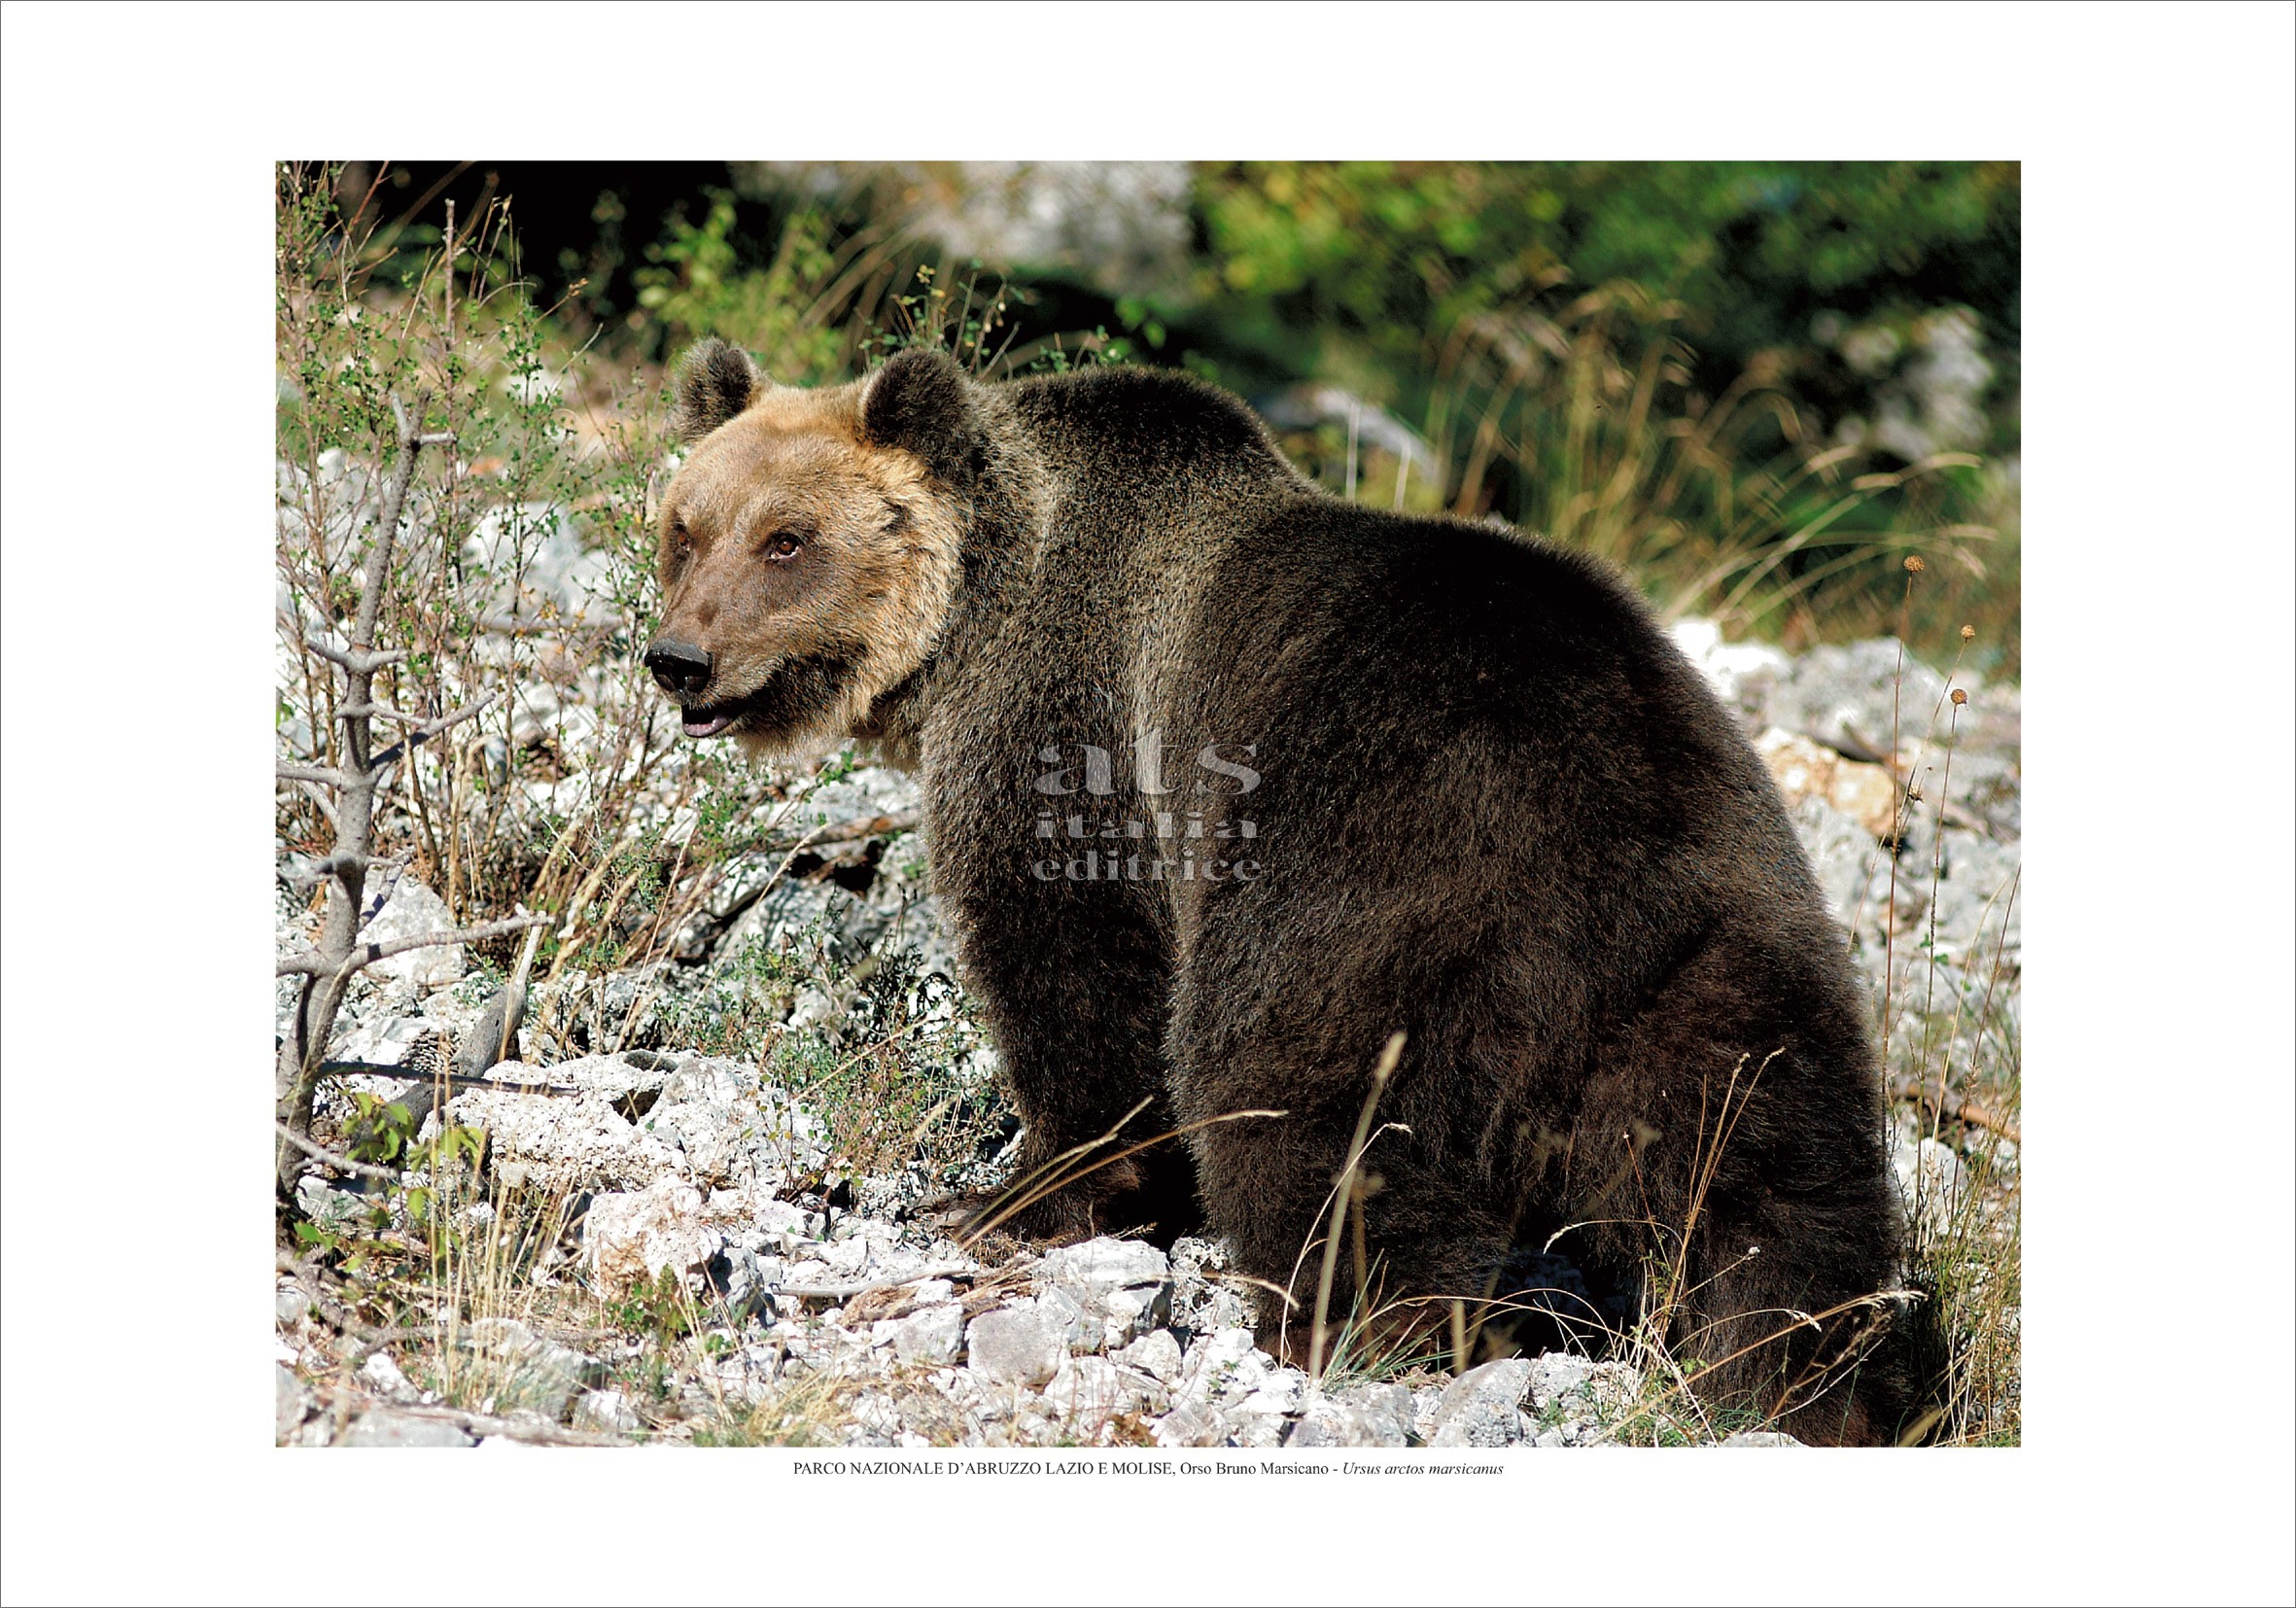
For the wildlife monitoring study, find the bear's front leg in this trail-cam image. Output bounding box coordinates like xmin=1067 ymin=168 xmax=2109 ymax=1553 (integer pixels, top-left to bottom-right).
xmin=929 ymin=813 xmax=1199 ymax=1246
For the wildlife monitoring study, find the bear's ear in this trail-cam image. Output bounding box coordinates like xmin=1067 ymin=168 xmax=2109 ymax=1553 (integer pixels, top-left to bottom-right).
xmin=859 ymin=347 xmax=982 ymax=487
xmin=671 ymin=338 xmax=763 ymax=443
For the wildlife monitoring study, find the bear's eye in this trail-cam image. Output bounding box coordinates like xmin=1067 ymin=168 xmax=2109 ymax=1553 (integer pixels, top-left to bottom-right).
xmin=764 ymin=532 xmax=803 ymax=562
xmin=670 ymin=519 xmax=693 ymax=559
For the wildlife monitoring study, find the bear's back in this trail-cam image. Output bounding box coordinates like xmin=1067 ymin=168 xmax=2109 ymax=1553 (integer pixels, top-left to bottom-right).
xmin=1003 ymin=365 xmax=1307 ymax=495
xmin=1169 ymin=496 xmax=1845 ymax=982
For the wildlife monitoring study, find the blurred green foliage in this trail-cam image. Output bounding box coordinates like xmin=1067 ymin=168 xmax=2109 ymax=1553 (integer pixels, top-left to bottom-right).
xmin=1174 ymin=162 xmax=2017 ymax=660
xmin=310 ymin=160 xmax=2020 ymax=665
xmin=1190 ymin=161 xmax=2017 ymax=449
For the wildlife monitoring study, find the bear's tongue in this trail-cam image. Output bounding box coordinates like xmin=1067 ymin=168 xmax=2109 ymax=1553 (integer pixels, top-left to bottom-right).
xmin=682 ymin=710 xmax=737 ymax=738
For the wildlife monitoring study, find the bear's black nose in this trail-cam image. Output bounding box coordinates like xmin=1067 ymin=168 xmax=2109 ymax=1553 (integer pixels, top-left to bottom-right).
xmin=644 ymin=639 xmax=713 ymax=699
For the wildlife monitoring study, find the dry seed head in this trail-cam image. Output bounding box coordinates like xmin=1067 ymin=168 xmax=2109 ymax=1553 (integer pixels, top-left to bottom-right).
xmin=1903 ymin=554 xmax=1926 ymax=574
xmin=1960 ymin=624 xmax=1976 ymax=642
xmin=1951 ymin=688 xmax=1968 ymax=706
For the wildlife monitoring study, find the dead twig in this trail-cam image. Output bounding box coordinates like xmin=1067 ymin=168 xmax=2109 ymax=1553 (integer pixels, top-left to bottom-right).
xmin=301 ymin=638 xmax=408 ymax=674
xmin=1891 ymin=1074 xmax=2022 ymax=1145
xmin=316 ymin=1061 xmax=580 ymax=1097
xmin=274 ymin=1121 xmax=402 ymax=1183
xmin=276 ymin=911 xmax=548 ymax=976
xmin=359 ymin=1401 xmax=631 ymax=1448
xmin=777 ymin=1265 xmax=980 ymax=1303
xmin=791 ymin=810 xmax=919 ymax=851
xmin=369 ymin=688 xmax=504 ymax=770
xmin=277 ymin=1250 xmax=445 ymax=1346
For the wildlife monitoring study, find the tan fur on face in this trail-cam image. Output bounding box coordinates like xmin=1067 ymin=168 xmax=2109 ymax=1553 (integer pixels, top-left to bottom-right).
xmin=653 ymin=380 xmax=962 ymax=760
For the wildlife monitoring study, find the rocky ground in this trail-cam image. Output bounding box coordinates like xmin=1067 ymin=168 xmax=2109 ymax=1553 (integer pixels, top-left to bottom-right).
xmin=275 ymin=621 xmax=2020 ymax=1450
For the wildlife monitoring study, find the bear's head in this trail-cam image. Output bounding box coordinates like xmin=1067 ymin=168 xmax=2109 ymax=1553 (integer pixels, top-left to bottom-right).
xmin=645 ymin=341 xmax=976 ymax=759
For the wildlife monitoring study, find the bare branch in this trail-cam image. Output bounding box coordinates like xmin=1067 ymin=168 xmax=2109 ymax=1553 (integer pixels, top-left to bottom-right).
xmin=369 ymin=689 xmax=503 ymax=770
xmin=361 ymin=1402 xmax=631 ymax=1449
xmin=278 ymin=761 xmax=345 ymax=787
xmin=303 ymin=638 xmax=409 ymax=674
xmin=277 ymin=912 xmax=549 ymax=976
xmin=357 ymin=912 xmax=547 ymax=964
xmin=308 ymin=849 xmax=408 ymax=879
xmin=277 ymin=1249 xmax=447 ymax=1346
xmin=319 ymin=1060 xmax=579 ymax=1096
xmin=275 ymin=1121 xmax=401 ymax=1182
xmin=294 ymin=780 xmax=339 ymax=828
xmin=354 ymin=398 xmax=434 ymax=654
xmin=473 ymin=613 xmax=622 ymax=640
xmin=1891 ymin=1075 xmax=2022 ymax=1145
xmin=787 ymin=811 xmax=919 ymax=851
xmin=777 ymin=1265 xmax=979 ymax=1303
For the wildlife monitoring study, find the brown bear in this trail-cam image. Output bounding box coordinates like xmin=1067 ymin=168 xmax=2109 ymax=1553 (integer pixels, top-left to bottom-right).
xmin=645 ymin=339 xmax=1910 ymax=1443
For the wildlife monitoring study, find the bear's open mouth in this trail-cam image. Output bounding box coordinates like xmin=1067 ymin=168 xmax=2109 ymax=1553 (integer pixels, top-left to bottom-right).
xmin=675 ymin=648 xmax=860 ymax=740
xmin=680 ymin=706 xmax=741 ymax=738
xmin=678 ymin=692 xmax=766 ymax=739
xmin=677 ymin=655 xmax=796 ymax=738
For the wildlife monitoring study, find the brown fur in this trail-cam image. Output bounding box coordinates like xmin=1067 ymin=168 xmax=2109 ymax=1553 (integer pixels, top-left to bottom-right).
xmin=645 ymin=342 xmax=1912 ymax=1443
xmin=653 ymin=345 xmax=966 ymax=761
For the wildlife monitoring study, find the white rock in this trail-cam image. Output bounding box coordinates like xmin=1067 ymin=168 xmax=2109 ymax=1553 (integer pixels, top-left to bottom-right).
xmin=339 ymin=1411 xmax=473 ymax=1448
xmin=1150 ymin=1401 xmax=1229 ymax=1448
xmin=1429 ymin=1358 xmax=1536 ymax=1447
xmin=818 ymin=1236 xmax=871 ymax=1276
xmin=1035 ymin=1237 xmax=1169 ymax=1293
xmin=275 ymin=1365 xmax=312 ymax=1442
xmin=1526 ymin=1352 xmax=1594 ymax=1410
xmin=1096 ymin=1284 xmax=1167 ymax=1347
xmin=573 ymin=1389 xmax=642 ymax=1434
xmin=1174 ymin=1327 xmax=1267 ymax=1406
xmin=1893 ymin=1134 xmax=1966 ymax=1239
xmin=893 ymin=1304 xmax=966 ymax=1368
xmin=358 ymin=1350 xmax=412 ymax=1399
xmin=966 ymin=1305 xmax=1067 ymax=1388
xmin=585 ymin=1176 xmax=712 ymax=1295
xmin=465 ymin=1315 xmax=537 ymax=1351
xmin=356 ymin=875 xmax=466 ymax=990
xmin=1044 ymin=1355 xmax=1159 ymax=1420
xmin=1670 ymin=617 xmax=1791 ymax=724
xmin=1237 ymin=1366 xmax=1305 ymax=1416
xmin=1285 ymin=1396 xmax=1362 ymax=1447
xmin=748 ymin=1198 xmax=824 ymax=1242
xmin=1757 ymin=727 xmax=1898 ymax=840
xmin=1411 ymin=1383 xmax=1445 ymax=1440
xmin=1112 ymin=1328 xmax=1184 ymax=1384
xmin=1032 ymin=1239 xmax=1172 ymax=1347
xmin=459 ymin=1316 xmax=606 ymax=1418
xmin=443 ymin=1053 xmax=680 ymax=1196
xmin=1034 ymin=1285 xmax=1103 ymax=1353
xmin=1233 ymin=1413 xmax=1289 ymax=1449
xmin=1290 ymin=1381 xmax=1416 ymax=1448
